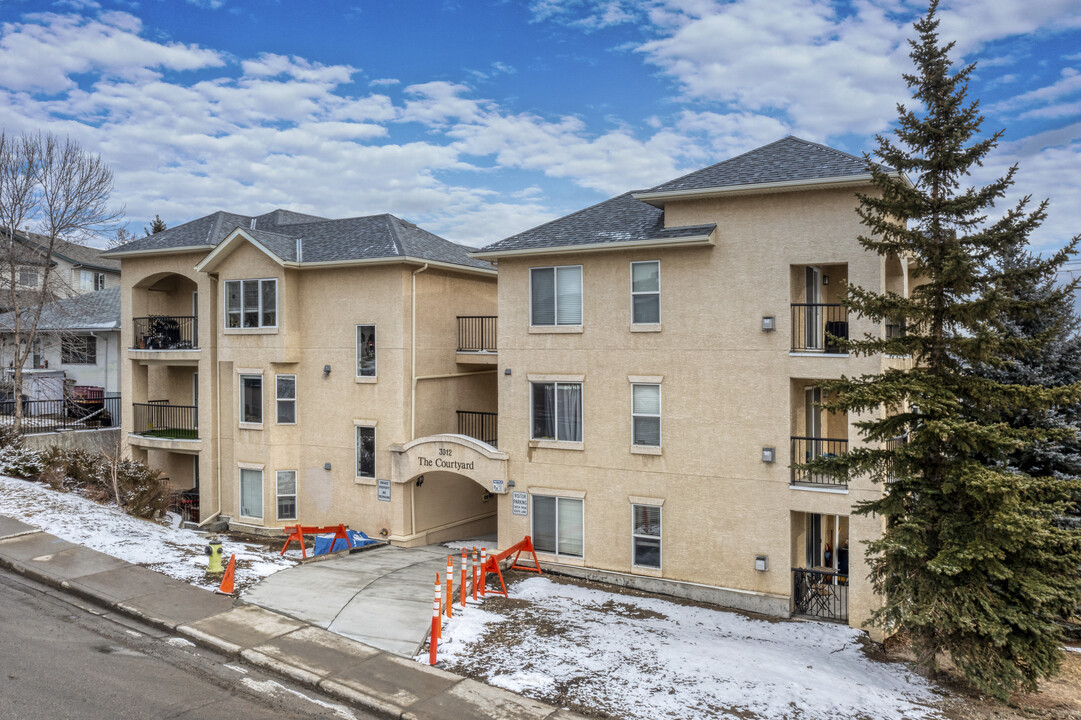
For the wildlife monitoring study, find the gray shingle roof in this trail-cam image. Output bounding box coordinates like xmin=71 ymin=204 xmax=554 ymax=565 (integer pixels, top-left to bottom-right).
xmin=478 ymin=136 xmax=884 ymax=256
xmin=645 ymin=136 xmax=886 ymax=194
xmin=0 ymin=287 xmax=120 ymax=332
xmin=15 ymin=231 xmax=121 ymax=271
xmin=477 ymin=193 xmax=715 ymax=255
xmin=107 ymin=209 xmax=489 ymax=271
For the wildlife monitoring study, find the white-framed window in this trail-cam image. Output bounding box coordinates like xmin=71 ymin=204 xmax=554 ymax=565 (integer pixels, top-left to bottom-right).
xmin=80 ymin=269 xmax=106 ymax=291
xmin=632 ymin=504 xmax=661 ymax=569
xmin=631 ymin=383 xmax=661 ymax=447
xmin=530 ymin=382 xmax=583 ymax=442
xmin=61 ymin=335 xmax=97 ymax=365
xmin=530 ymin=265 xmax=582 ymax=326
xmin=532 ymin=495 xmax=584 ymax=558
xmin=240 ymin=374 xmax=262 ymax=424
xmin=356 ymin=425 xmax=375 ymax=478
xmin=239 ymin=468 xmax=263 ymax=520
xmin=276 ymin=470 xmax=297 ymax=520
xmin=275 ymin=374 xmax=296 ymax=424
xmin=630 ymin=261 xmax=660 ymax=324
xmin=225 ymin=278 xmax=277 ymax=329
xmin=17 ymin=267 xmax=39 ymax=287
xmin=356 ymin=325 xmax=376 ymax=377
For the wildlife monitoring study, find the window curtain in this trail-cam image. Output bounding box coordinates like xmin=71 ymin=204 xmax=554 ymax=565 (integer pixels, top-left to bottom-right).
xmin=632 ymin=384 xmax=660 ymax=446
xmin=532 ymin=495 xmax=556 ymax=553
xmin=531 ymin=383 xmax=556 ymax=440
xmin=557 ymin=498 xmax=584 ymax=557
xmin=242 ymin=280 xmax=260 ymax=327
xmin=240 ymin=468 xmax=263 ymax=518
xmin=555 ymin=266 xmax=582 ymax=325
xmin=556 ymin=383 xmax=582 ymax=442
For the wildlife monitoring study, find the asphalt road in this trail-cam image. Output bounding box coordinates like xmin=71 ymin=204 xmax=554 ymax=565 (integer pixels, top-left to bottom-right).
xmin=0 ymin=567 xmax=377 ymax=720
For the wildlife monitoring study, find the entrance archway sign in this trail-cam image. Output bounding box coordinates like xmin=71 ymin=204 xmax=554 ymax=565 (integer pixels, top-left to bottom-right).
xmin=389 ymin=434 xmax=508 ymax=493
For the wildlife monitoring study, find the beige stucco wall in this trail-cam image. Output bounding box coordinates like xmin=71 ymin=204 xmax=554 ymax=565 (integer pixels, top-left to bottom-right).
xmin=118 ymin=239 xmax=498 ymax=541
xmin=492 ymin=186 xmax=892 ymax=631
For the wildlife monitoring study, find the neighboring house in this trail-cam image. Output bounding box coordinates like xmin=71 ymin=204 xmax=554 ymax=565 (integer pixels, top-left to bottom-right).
xmin=1057 ymin=259 xmax=1081 ymax=318
xmin=471 ymin=136 xmax=914 ymax=635
xmin=0 ymin=229 xmax=121 ymax=312
xmin=105 ymin=209 xmax=498 ymax=537
xmin=0 ymin=286 xmax=122 ymax=396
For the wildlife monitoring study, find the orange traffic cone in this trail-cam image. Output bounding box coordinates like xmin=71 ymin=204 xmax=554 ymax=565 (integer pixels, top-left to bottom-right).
xmin=216 ymin=554 xmax=236 ymax=595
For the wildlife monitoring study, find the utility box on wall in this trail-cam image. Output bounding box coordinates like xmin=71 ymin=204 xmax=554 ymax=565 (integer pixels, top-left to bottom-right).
xmin=755 ymin=555 xmax=769 ymax=572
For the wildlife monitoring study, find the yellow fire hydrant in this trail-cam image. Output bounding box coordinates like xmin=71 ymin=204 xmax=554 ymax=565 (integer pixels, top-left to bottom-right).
xmin=205 ymin=537 xmax=224 ymax=574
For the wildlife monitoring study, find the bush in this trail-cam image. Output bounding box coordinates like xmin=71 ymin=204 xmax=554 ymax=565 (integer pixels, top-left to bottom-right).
xmin=0 ymin=445 xmax=43 ymax=478
xmin=35 ymin=445 xmax=172 ymax=520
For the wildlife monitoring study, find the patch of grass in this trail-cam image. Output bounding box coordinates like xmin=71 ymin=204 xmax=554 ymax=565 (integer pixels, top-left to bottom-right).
xmin=137 ymin=428 xmax=198 ymax=440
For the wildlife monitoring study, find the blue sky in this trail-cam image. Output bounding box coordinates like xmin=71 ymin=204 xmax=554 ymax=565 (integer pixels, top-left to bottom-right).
xmin=1 ymin=0 xmax=1079 ymax=250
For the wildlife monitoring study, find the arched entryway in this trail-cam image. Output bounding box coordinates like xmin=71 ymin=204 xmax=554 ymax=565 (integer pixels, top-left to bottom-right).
xmin=388 ymin=434 xmax=508 ymax=547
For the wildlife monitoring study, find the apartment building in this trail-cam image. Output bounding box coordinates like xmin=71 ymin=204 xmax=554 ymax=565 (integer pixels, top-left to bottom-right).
xmin=105 ymin=209 xmax=499 ymax=544
xmin=1 ymin=230 xmax=120 ymax=311
xmin=473 ymin=136 xmax=913 ymax=632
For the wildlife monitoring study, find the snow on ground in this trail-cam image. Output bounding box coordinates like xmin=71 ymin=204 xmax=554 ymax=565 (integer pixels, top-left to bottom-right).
xmin=426 ymin=576 xmax=941 ymax=720
xmin=441 ymin=535 xmax=497 ymax=550
xmin=0 ymin=475 xmax=296 ymax=592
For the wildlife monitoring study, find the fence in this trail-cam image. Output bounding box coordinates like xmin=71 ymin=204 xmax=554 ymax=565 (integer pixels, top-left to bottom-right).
xmin=457 ymin=410 xmax=497 ymax=447
xmin=0 ymin=395 xmax=121 ymax=434
xmin=790 ymin=436 xmax=848 ymax=486
xmin=457 ymin=316 xmax=497 ymax=352
xmin=132 ymin=402 xmax=198 ymax=440
xmin=133 ymin=316 xmax=198 ymax=350
xmin=792 ymin=567 xmax=848 ymax=622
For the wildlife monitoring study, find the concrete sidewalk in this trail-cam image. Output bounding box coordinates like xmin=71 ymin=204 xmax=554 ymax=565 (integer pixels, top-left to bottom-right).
xmin=243 ymin=544 xmax=454 ymax=657
xmin=0 ymin=515 xmax=583 ymax=720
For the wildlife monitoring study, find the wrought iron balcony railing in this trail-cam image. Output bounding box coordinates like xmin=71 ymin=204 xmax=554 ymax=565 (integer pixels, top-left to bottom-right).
xmin=133 ymin=316 xmax=198 ymax=350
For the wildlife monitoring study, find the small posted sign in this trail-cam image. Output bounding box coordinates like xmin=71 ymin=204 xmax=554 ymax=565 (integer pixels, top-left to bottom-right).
xmin=512 ymin=491 xmax=528 ymax=516
xmin=377 ymin=478 xmax=391 ymax=502
xmin=492 ymin=478 xmax=505 ymax=493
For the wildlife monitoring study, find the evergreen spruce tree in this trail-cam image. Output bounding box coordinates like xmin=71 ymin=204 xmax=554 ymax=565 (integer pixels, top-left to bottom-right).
xmin=144 ymin=214 xmax=166 ymax=235
xmin=812 ymin=1 xmax=1081 ymax=699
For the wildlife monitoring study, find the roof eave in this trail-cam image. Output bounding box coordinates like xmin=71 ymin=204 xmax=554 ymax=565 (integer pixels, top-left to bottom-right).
xmin=471 ymin=231 xmax=716 ymax=260
xmin=101 ymin=244 xmax=215 ymax=259
xmin=633 ymin=172 xmax=901 ymax=206
xmin=279 ymin=255 xmax=497 ymax=276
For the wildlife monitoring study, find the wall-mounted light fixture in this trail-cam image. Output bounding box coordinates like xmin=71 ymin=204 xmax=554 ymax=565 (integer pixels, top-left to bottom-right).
xmin=823 ymin=275 xmax=830 ymax=285
xmin=504 ymin=368 xmax=512 ymax=376
xmin=323 ymin=364 xmax=332 ymax=375
xmin=508 ymin=480 xmax=516 ymax=487
xmin=416 ymin=475 xmax=424 ymax=487
xmin=761 ymin=316 xmax=776 ymax=332
xmin=755 ymin=555 xmax=769 ymax=572
xmin=761 ymin=447 xmax=776 ymax=463
xmin=324 ymin=462 xmax=332 ymax=470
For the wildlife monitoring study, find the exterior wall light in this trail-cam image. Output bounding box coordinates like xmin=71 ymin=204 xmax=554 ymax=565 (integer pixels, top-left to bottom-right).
xmin=504 ymin=368 xmax=512 ymax=375
xmin=761 ymin=447 xmax=776 ymax=463
xmin=323 ymin=364 xmax=332 ymax=375
xmin=324 ymin=462 xmax=332 ymax=470
xmin=761 ymin=316 xmax=776 ymax=332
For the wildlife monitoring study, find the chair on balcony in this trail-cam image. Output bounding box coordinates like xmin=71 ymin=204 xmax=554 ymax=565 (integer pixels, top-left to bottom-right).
xmin=824 ymin=320 xmax=848 ymax=353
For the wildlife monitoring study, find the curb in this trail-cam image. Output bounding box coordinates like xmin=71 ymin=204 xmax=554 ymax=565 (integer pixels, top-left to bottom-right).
xmin=0 ymin=533 xmax=584 ymax=720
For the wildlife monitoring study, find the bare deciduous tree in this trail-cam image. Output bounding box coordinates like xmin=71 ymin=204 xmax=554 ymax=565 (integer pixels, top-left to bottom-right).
xmin=0 ymin=130 xmax=122 ymax=432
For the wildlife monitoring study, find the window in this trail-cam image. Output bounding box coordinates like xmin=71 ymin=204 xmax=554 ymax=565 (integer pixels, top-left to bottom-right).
xmin=61 ymin=335 xmax=97 ymax=365
xmin=240 ymin=375 xmax=262 ymax=424
xmin=356 ymin=325 xmax=376 ymax=377
xmin=530 ymin=266 xmax=582 ymax=326
xmin=632 ymin=504 xmax=661 ymax=569
xmin=80 ymin=270 xmax=106 ymax=291
xmin=276 ymin=470 xmax=297 ymax=520
xmin=356 ymin=425 xmax=375 ymax=478
xmin=17 ymin=268 xmax=39 ymax=287
xmin=631 ymin=261 xmax=660 ymax=324
xmin=275 ymin=374 xmax=296 ymax=424
xmin=532 ymin=495 xmax=584 ymax=558
xmin=240 ymin=468 xmax=263 ymax=519
xmin=225 ymin=279 xmax=277 ymax=328
xmin=631 ymin=384 xmax=661 ymax=447
xmin=531 ymin=382 xmax=582 ymax=442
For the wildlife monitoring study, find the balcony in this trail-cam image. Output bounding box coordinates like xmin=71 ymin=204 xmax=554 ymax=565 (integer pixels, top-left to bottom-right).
xmin=456 ymin=316 xmax=497 ymax=365
xmin=0 ymin=395 xmax=120 ymax=434
xmin=133 ymin=316 xmax=198 ymax=351
xmin=790 ymin=304 xmax=848 ymax=354
xmin=132 ymin=401 xmax=198 ymax=440
xmin=792 ymin=567 xmax=848 ymax=622
xmin=457 ymin=410 xmax=497 ymax=448
xmin=790 ymin=436 xmax=848 ymax=487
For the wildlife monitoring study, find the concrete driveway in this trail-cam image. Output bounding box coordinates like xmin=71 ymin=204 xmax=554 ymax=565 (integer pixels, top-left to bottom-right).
xmin=241 ymin=543 xmax=478 ymax=657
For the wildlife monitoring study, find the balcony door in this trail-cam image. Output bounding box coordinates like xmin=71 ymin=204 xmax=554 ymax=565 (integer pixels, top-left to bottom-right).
xmin=805 ymin=266 xmax=822 ymax=350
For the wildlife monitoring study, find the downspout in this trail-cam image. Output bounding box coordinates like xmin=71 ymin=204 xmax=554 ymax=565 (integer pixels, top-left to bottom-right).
xmin=410 ymin=263 xmax=429 ymax=441
xmin=409 ymin=263 xmax=428 ymax=538
xmin=199 ymin=275 xmax=222 ymax=527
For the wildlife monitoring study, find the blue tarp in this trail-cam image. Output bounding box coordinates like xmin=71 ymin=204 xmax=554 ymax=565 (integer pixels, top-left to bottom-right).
xmin=313 ymin=529 xmax=378 ymax=555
